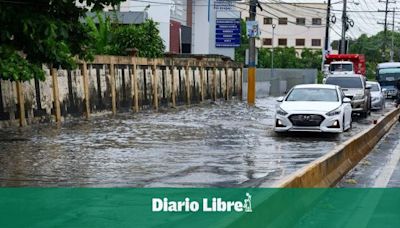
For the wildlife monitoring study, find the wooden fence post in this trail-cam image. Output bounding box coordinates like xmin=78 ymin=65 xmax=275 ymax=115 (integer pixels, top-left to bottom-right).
xmin=16 ymin=80 xmax=26 ymax=127
xmin=213 ymin=64 xmax=217 ymax=101
xmin=199 ymin=62 xmax=205 ymax=102
xmin=225 ymin=67 xmax=229 ymax=100
xmin=152 ymin=62 xmax=158 ymax=111
xmin=170 ymin=63 xmax=176 ymax=108
xmin=185 ymin=64 xmax=191 ymax=105
xmin=51 ymin=68 xmax=61 ymax=123
xmin=81 ymin=62 xmax=90 ymax=119
xmin=110 ymin=61 xmax=117 ymax=115
xmin=131 ymin=57 xmax=139 ymax=113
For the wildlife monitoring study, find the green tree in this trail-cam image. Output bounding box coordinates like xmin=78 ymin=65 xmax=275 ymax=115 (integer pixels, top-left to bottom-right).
xmin=110 ymin=20 xmax=165 ymax=57
xmin=234 ymin=19 xmax=249 ymax=64
xmin=85 ymin=13 xmax=115 ymax=55
xmin=0 ymin=0 xmax=123 ymax=81
xmin=332 ymin=31 xmax=400 ymax=80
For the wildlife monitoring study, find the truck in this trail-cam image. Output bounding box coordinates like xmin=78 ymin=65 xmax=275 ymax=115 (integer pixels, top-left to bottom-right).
xmin=324 ymin=54 xmax=366 ymax=76
xmin=376 ymin=62 xmax=400 ymax=98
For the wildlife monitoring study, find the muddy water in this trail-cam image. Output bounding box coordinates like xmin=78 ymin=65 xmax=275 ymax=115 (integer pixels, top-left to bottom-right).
xmin=0 ymin=98 xmax=389 ymax=187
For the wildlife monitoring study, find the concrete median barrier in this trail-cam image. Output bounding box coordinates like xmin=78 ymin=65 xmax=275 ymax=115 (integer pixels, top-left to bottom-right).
xmin=274 ymin=108 xmax=400 ymax=188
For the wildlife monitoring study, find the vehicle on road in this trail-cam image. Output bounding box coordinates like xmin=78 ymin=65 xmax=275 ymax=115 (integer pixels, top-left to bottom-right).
xmin=324 ymin=54 xmax=366 ymax=76
xmin=367 ymin=81 xmax=385 ymax=110
xmin=376 ymin=62 xmax=400 ymax=98
xmin=325 ymin=74 xmax=371 ymax=117
xmin=274 ymin=84 xmax=352 ymax=133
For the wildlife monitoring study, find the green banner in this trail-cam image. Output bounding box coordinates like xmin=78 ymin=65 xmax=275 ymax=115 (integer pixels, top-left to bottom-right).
xmin=0 ymin=188 xmax=399 ymax=227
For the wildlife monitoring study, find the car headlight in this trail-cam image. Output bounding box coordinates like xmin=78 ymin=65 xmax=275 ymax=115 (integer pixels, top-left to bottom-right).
xmin=372 ymin=97 xmax=379 ymax=101
xmin=353 ymin=94 xmax=364 ymax=100
xmin=276 ymin=107 xmax=288 ymax=116
xmin=326 ymin=107 xmax=341 ymax=116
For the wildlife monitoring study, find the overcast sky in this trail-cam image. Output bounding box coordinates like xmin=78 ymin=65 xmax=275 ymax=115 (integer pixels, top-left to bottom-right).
xmin=260 ymin=0 xmax=400 ymax=40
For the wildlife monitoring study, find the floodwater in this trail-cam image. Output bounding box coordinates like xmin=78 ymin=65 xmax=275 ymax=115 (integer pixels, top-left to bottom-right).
xmin=0 ymin=98 xmax=391 ymax=187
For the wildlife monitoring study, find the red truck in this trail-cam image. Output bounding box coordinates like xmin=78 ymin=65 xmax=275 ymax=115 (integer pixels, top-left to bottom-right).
xmin=324 ymin=54 xmax=366 ymax=76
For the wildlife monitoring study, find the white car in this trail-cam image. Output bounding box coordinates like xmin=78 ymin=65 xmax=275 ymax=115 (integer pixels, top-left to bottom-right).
xmin=274 ymin=84 xmax=352 ymax=133
xmin=367 ymin=81 xmax=385 ymax=110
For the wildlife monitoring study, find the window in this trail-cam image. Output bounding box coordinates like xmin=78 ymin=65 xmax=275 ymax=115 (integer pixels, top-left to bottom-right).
xmin=278 ymin=38 xmax=287 ymax=46
xmin=325 ymin=77 xmax=363 ymax=89
xmin=278 ymin=18 xmax=288 ymax=25
xmin=312 ymin=18 xmax=322 ymax=25
xmin=264 ymin=17 xmax=273 ymax=24
xmin=312 ymin=39 xmax=321 ymax=46
xmin=296 ymin=18 xmax=305 ymax=25
xmin=263 ymin=38 xmax=272 ymax=46
xmin=286 ymin=88 xmax=339 ymax=102
xmin=296 ymin=39 xmax=305 ymax=46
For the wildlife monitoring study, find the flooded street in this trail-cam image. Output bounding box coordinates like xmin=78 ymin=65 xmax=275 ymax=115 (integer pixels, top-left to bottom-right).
xmin=0 ymin=98 xmax=391 ymax=187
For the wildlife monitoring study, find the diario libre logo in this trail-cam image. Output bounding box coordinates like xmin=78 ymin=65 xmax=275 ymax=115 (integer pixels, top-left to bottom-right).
xmin=152 ymin=193 xmax=252 ymax=213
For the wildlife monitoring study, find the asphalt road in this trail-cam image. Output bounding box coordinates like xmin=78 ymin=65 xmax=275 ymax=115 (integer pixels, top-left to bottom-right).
xmin=0 ymin=98 xmax=393 ymax=187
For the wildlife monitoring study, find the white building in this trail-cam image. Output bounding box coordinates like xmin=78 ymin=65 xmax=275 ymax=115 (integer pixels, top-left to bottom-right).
xmin=79 ymin=0 xmax=241 ymax=58
xmin=241 ymin=2 xmax=327 ymax=51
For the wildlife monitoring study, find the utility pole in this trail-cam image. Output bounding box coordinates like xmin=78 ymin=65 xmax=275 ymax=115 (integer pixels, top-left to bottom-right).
xmin=271 ymin=24 xmax=276 ymax=80
xmin=378 ymin=0 xmax=396 ymax=61
xmin=324 ymin=0 xmax=331 ymax=54
xmin=390 ymin=8 xmax=395 ymax=62
xmin=323 ymin=0 xmax=331 ymax=73
xmin=340 ymin=0 xmax=348 ymax=54
xmin=383 ymin=0 xmax=390 ymax=61
xmin=247 ymin=0 xmax=257 ymax=105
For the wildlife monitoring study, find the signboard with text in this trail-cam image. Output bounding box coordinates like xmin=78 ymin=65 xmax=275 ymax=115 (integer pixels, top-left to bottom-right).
xmin=215 ymin=18 xmax=241 ymax=48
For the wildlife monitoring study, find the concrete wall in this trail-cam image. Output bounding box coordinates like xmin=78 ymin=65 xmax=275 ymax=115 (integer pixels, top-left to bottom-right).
xmin=242 ymin=68 xmax=317 ymax=97
xmin=0 ymin=55 xmax=243 ymax=128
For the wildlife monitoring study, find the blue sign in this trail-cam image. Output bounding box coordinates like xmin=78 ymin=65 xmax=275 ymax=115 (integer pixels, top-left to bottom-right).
xmin=216 ymin=18 xmax=241 ymax=48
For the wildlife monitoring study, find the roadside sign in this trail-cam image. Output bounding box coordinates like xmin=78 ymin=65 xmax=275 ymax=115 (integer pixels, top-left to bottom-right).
xmin=246 ymin=21 xmax=260 ymax=38
xmin=215 ymin=18 xmax=241 ymax=48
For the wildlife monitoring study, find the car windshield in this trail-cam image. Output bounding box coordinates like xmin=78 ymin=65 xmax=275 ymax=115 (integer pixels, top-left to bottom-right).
xmin=325 ymin=77 xmax=363 ymax=88
xmin=330 ymin=64 xmax=353 ymax=72
xmin=286 ymin=88 xmax=338 ymax=102
xmin=368 ymin=83 xmax=380 ymax=91
xmin=377 ymin=68 xmax=400 ymax=82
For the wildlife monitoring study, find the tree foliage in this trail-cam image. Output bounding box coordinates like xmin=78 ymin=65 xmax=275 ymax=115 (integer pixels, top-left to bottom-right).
xmin=257 ymin=47 xmax=321 ymax=69
xmin=344 ymin=31 xmax=400 ymax=80
xmin=110 ymin=20 xmax=165 ymax=57
xmin=84 ymin=13 xmax=165 ymax=57
xmin=85 ymin=13 xmax=115 ymax=55
xmin=234 ymin=19 xmax=249 ymax=64
xmin=0 ymin=0 xmax=123 ymax=81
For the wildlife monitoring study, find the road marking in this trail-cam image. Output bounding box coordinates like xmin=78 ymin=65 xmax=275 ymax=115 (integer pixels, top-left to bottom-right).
xmin=373 ymin=139 xmax=400 ymax=187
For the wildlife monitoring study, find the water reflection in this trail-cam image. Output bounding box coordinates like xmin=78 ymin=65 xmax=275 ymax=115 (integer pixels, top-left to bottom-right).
xmin=0 ymin=98 xmax=385 ymax=187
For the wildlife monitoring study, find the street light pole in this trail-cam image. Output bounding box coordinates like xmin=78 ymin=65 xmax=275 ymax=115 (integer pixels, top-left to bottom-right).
xmin=340 ymin=0 xmax=348 ymax=54
xmin=271 ymin=24 xmax=276 ymax=79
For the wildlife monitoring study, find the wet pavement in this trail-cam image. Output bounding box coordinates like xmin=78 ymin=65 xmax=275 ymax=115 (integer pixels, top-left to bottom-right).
xmin=0 ymin=98 xmax=392 ymax=187
xmin=338 ymin=117 xmax=400 ymax=188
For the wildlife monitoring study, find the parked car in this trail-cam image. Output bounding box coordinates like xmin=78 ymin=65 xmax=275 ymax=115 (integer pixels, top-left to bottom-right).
xmin=367 ymin=81 xmax=385 ymax=110
xmin=274 ymin=84 xmax=352 ymax=133
xmin=325 ymin=74 xmax=371 ymax=117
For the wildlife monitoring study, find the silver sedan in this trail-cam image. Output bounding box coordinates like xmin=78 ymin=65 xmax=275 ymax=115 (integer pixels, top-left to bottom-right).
xmin=367 ymin=81 xmax=385 ymax=110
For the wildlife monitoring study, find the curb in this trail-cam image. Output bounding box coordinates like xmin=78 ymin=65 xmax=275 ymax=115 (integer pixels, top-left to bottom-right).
xmin=274 ymin=108 xmax=400 ymax=187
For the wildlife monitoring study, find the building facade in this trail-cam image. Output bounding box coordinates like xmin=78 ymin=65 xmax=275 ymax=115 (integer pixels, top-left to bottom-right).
xmin=241 ymin=2 xmax=327 ymax=52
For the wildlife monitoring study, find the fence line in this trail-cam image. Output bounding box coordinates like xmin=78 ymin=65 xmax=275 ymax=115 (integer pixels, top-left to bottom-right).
xmin=0 ymin=55 xmax=243 ymax=127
